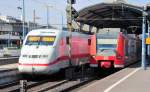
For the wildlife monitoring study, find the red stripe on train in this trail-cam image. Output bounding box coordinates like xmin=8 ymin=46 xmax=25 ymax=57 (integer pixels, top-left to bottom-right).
xmin=18 ymin=63 xmax=49 ymax=66
xmin=18 ymin=54 xmax=90 ymax=66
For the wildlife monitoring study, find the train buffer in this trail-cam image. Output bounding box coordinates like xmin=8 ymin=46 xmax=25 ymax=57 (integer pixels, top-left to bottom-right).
xmin=77 ymin=63 xmax=150 ymax=92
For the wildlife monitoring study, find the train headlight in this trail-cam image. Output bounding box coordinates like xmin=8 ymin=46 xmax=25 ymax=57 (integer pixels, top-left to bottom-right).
xmin=92 ymin=56 xmax=96 ymax=58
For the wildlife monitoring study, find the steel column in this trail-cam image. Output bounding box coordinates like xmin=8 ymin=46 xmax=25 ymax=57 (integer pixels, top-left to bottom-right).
xmin=67 ymin=0 xmax=73 ymax=67
xmin=141 ymin=11 xmax=147 ymax=70
xmin=148 ymin=21 xmax=150 ymax=55
xmin=147 ymin=21 xmax=150 ymax=65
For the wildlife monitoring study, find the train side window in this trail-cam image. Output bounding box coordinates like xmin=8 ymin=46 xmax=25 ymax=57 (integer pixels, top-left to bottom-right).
xmin=66 ymin=36 xmax=69 ymax=45
xmin=125 ymin=40 xmax=129 ymax=57
xmin=88 ymin=39 xmax=91 ymax=45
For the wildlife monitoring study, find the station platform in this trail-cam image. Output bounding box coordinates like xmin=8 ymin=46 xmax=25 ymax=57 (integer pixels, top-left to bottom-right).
xmin=78 ymin=63 xmax=150 ymax=92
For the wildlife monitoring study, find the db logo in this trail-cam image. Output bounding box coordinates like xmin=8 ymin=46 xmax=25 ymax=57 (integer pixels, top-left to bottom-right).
xmin=104 ymin=57 xmax=108 ymax=60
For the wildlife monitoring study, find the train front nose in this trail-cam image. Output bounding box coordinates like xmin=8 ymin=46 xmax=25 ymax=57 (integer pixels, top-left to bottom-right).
xmin=18 ymin=56 xmax=56 ymax=75
xmin=18 ymin=45 xmax=58 ymax=74
xmin=18 ymin=59 xmax=59 ymax=75
xmin=18 ymin=64 xmax=50 ymax=74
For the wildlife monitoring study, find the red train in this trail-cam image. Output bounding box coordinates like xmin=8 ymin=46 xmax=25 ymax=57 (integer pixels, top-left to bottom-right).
xmin=90 ymin=32 xmax=141 ymax=69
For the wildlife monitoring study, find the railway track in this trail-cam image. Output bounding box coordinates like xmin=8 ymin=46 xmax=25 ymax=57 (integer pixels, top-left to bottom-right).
xmin=0 ymin=62 xmax=138 ymax=92
xmin=0 ymin=57 xmax=18 ymax=65
xmin=0 ymin=69 xmax=19 ymax=88
xmin=0 ymin=67 xmax=118 ymax=92
xmin=0 ymin=72 xmax=68 ymax=92
xmin=1 ymin=79 xmax=69 ymax=92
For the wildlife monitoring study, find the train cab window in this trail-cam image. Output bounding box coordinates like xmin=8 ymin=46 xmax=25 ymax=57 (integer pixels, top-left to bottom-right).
xmin=96 ymin=35 xmax=117 ymax=56
xmin=25 ymin=36 xmax=56 ymax=46
xmin=25 ymin=36 xmax=40 ymax=45
xmin=41 ymin=36 xmax=56 ymax=45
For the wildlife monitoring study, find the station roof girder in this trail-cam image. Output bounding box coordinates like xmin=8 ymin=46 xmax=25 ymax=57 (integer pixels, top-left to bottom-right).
xmin=76 ymin=2 xmax=150 ymax=34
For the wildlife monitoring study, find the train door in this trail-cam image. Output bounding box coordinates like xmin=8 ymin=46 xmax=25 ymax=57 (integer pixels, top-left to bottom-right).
xmin=114 ymin=33 xmax=125 ymax=68
xmin=90 ymin=35 xmax=96 ymax=56
xmin=124 ymin=39 xmax=129 ymax=65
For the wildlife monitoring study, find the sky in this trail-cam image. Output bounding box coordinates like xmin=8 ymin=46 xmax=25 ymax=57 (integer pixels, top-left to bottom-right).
xmin=0 ymin=0 xmax=149 ymax=29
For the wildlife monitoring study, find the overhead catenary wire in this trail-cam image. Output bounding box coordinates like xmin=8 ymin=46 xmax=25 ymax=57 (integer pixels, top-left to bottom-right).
xmin=31 ymin=0 xmax=65 ymax=29
xmin=31 ymin=0 xmax=54 ymax=27
xmin=31 ymin=0 xmax=51 ymax=6
xmin=76 ymin=17 xmax=143 ymax=21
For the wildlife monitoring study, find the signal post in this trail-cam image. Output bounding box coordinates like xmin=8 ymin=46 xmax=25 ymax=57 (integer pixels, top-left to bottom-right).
xmin=66 ymin=0 xmax=79 ymax=79
xmin=66 ymin=0 xmax=74 ymax=79
xmin=66 ymin=0 xmax=74 ymax=67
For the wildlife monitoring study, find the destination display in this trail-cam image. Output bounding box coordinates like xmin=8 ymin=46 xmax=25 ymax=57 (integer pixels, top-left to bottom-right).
xmin=41 ymin=36 xmax=55 ymax=42
xmin=28 ymin=36 xmax=55 ymax=42
xmin=26 ymin=36 xmax=56 ymax=45
xmin=28 ymin=36 xmax=40 ymax=41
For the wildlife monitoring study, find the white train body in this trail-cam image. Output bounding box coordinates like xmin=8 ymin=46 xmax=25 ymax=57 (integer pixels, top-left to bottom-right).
xmin=18 ymin=29 xmax=90 ymax=75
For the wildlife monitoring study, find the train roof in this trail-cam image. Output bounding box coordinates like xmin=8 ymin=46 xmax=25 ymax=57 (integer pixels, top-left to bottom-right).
xmin=27 ymin=28 xmax=91 ymax=37
xmin=27 ymin=28 xmax=61 ymax=36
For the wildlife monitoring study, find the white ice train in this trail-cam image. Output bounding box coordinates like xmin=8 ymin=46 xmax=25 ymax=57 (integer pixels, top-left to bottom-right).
xmin=18 ymin=29 xmax=91 ymax=75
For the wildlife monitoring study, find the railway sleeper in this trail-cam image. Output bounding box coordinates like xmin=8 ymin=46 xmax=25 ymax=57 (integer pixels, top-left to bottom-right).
xmin=65 ymin=64 xmax=93 ymax=80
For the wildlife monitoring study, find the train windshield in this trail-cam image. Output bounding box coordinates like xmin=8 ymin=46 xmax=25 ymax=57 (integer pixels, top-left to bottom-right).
xmin=96 ymin=39 xmax=117 ymax=56
xmin=25 ymin=36 xmax=56 ymax=46
xmin=97 ymin=44 xmax=116 ymax=49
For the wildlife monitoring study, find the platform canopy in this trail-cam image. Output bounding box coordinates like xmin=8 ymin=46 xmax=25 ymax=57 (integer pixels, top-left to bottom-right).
xmin=76 ymin=2 xmax=150 ymax=34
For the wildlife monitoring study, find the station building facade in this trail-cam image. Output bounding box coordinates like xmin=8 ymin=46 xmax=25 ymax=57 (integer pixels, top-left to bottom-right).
xmin=0 ymin=15 xmax=39 ymax=48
